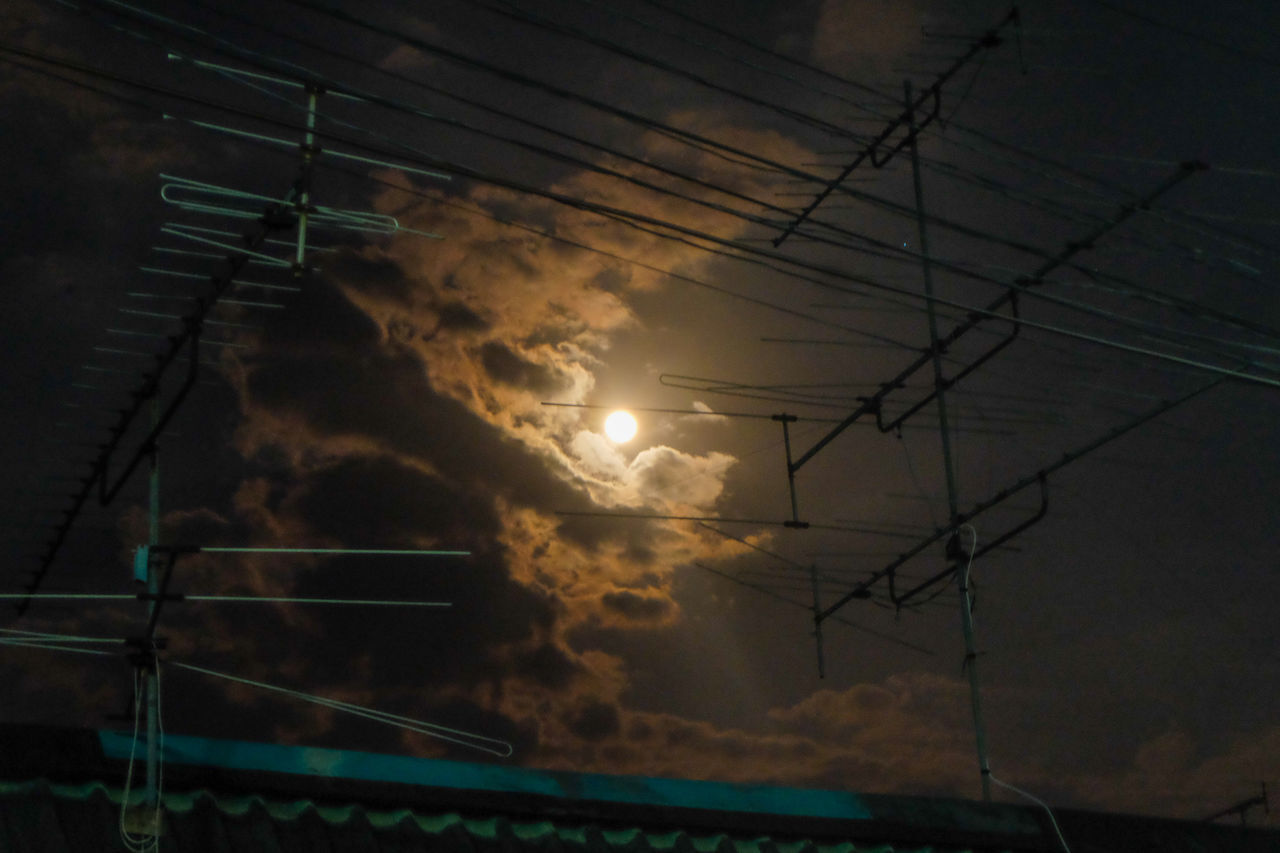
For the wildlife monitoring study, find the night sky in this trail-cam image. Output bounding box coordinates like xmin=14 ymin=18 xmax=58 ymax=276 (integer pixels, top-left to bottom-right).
xmin=2 ymin=0 xmax=1278 ymax=823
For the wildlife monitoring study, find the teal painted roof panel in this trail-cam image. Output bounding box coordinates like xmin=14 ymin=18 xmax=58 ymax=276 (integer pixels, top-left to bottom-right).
xmin=97 ymin=731 xmax=874 ymax=822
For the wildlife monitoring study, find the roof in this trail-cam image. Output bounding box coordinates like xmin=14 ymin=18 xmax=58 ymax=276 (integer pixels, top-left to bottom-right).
xmin=0 ymin=725 xmax=1276 ymax=853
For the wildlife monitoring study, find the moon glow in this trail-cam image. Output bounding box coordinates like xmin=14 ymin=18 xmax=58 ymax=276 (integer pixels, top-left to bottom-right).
xmin=604 ymin=410 xmax=638 ymax=443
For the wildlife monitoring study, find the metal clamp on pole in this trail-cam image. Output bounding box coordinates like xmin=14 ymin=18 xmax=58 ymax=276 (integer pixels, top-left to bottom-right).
xmin=889 ymin=473 xmax=1049 ymax=606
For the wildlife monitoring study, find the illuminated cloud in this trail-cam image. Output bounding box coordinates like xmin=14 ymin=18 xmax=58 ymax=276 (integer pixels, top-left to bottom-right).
xmin=463 ymin=672 xmax=988 ymax=796
xmin=687 ymin=400 xmax=729 ymax=424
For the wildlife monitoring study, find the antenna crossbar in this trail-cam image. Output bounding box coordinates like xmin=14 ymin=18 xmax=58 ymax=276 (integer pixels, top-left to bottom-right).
xmin=772 ymin=8 xmax=1019 ymax=247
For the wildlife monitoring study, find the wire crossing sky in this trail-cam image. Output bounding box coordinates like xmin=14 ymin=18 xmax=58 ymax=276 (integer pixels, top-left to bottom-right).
xmin=0 ymin=0 xmax=1277 ymax=825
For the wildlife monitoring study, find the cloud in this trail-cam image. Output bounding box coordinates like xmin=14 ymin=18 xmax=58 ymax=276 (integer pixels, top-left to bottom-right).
xmin=686 ymin=400 xmax=730 ymax=425
xmin=809 ymin=1 xmax=924 ymax=74
xmin=1057 ymin=724 xmax=1280 ymax=819
xmin=626 ymin=445 xmax=736 ymax=509
xmin=379 ymin=43 xmax=436 ymax=74
xmin=67 ymin=99 xmax=855 ymax=778
xmin=565 ymin=431 xmax=735 ymax=511
xmin=565 ymin=699 xmax=622 ymax=741
xmin=600 ymin=590 xmax=673 ymax=623
xmin=481 ymin=672 xmax=983 ymax=796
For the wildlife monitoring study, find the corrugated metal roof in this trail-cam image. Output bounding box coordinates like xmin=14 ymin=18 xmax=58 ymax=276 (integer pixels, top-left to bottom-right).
xmin=0 ymin=779 xmax=975 ymax=853
xmin=3 ymin=727 xmax=1278 ymax=853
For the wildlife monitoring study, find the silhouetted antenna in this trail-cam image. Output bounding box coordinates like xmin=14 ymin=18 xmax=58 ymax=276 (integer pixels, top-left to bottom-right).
xmin=772 ymin=160 xmax=1204 ymax=528
xmin=1 ymin=53 xmax=472 ymax=839
xmin=817 ymin=378 xmax=1223 ymax=620
xmin=1204 ymin=783 xmax=1268 ymax=825
xmin=772 ymin=8 xmax=1019 ymax=247
xmin=690 ymin=562 xmax=933 ymax=658
xmin=17 ymin=52 xmax=453 ymax=613
xmin=904 ymin=76 xmax=989 ymax=801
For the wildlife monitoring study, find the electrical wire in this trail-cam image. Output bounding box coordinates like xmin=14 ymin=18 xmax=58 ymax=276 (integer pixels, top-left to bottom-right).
xmin=1085 ymin=0 xmax=1280 ymax=70
xmin=690 ymin=561 xmax=936 ymax=656
xmin=7 ymin=33 xmax=1276 ymax=382
xmin=0 ymin=626 xmax=123 ymax=644
xmin=564 ymin=0 xmax=897 ymax=121
xmin=262 ymin=0 xmax=1279 ymax=337
xmin=935 ymin=121 xmax=1280 ymax=265
xmin=920 ymin=156 xmax=1278 ymax=304
xmin=989 ymin=770 xmax=1073 ymax=852
xmin=166 ymin=0 xmax=1225 ymax=324
xmin=118 ymin=667 xmax=160 ymax=853
xmin=0 ymin=637 xmax=116 ymax=656
xmin=170 ymin=661 xmax=514 ymax=757
xmin=12 ymin=0 xmax=1280 ymax=581
xmin=632 ymin=0 xmax=896 ymax=104
xmin=582 ymin=0 xmax=1278 ymax=277
xmin=470 ymin=0 xmax=869 ymax=140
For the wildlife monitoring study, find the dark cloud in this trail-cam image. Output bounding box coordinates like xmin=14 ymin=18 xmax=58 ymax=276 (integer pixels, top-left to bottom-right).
xmin=255 ymin=276 xmax=382 ymax=351
xmin=510 ymin=641 xmax=580 ymax=691
xmin=601 ymin=590 xmax=672 ymax=622
xmin=243 ymin=325 xmax=596 ymax=518
xmin=6 ymin=0 xmax=1279 ymax=825
xmin=263 ymin=544 xmax=565 ymax=691
xmin=328 ymin=251 xmax=416 ymax=304
xmin=553 ymin=513 xmax=664 ymax=554
xmin=289 ymin=453 xmax=498 ymax=545
xmin=479 ymin=340 xmax=568 ymax=394
xmin=565 ymin=700 xmax=621 ymax=741
xmin=436 ymin=300 xmax=489 ymax=333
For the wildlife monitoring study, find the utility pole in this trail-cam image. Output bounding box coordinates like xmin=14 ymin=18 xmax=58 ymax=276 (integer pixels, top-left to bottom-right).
xmin=144 ymin=398 xmax=160 ymax=819
xmin=905 ymin=79 xmax=991 ymax=802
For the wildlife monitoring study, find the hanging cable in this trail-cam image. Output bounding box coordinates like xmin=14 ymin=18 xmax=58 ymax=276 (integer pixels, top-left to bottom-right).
xmin=170 ymin=661 xmax=514 ymax=757
xmin=989 ymin=770 xmax=1073 ymax=852
xmin=8 ymin=24 xmax=1276 ymax=372
xmin=469 ymin=0 xmax=870 ymax=140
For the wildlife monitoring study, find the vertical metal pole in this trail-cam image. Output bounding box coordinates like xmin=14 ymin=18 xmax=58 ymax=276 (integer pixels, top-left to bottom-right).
xmin=905 ymin=81 xmax=959 ymax=523
xmin=958 ymin=543 xmax=991 ymax=801
xmin=294 ymin=86 xmax=318 ymax=274
xmin=809 ymin=564 xmax=826 ymax=679
xmin=144 ymin=398 xmax=160 ymax=812
xmin=775 ymin=414 xmax=801 ymax=525
xmin=906 ymin=81 xmax=991 ymax=801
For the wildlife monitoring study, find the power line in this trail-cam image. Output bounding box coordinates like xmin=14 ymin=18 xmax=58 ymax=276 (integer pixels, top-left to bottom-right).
xmin=62 ymin=0 xmax=1280 ymax=365
xmin=469 ymin=0 xmax=868 ymax=140
xmin=1085 ymin=0 xmax=1280 ymax=69
xmin=7 ymin=23 xmax=1278 ymax=390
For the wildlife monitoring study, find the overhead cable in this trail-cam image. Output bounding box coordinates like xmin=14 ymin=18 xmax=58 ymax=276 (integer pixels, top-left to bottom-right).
xmin=80 ymin=1 xmax=1277 ymax=346
xmin=5 ymin=41 xmax=1277 ymax=386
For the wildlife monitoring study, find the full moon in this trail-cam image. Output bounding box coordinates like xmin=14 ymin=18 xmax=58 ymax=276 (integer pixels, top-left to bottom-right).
xmin=603 ymin=410 xmax=638 ymax=443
